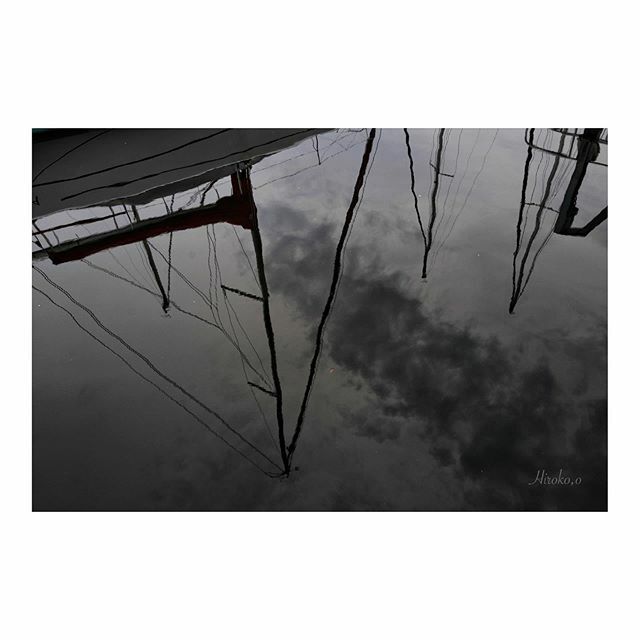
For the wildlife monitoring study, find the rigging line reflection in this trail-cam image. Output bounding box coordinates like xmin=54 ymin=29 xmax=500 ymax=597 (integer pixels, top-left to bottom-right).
xmin=131 ymin=204 xmax=170 ymax=313
xmin=139 ymin=177 xmax=280 ymax=452
xmin=162 ymin=197 xmax=175 ymax=309
xmin=210 ymin=227 xmax=225 ymax=322
xmin=166 ymin=231 xmax=173 ymax=307
xmin=429 ymin=129 xmax=499 ymax=273
xmin=32 ymin=134 xmax=354 ymax=265
xmin=520 ymin=133 xmax=549 ymax=242
xmin=437 ymin=129 xmax=499 ymax=252
xmin=32 ymin=265 xmax=282 ymax=472
xmin=81 ymin=258 xmax=221 ymax=328
xmin=248 ymin=381 xmax=277 ymax=398
xmin=206 ymin=211 xmax=274 ymax=383
xmin=205 ymin=225 xmax=219 ymax=316
xmin=200 ymin=180 xmax=216 ymax=207
xmin=123 ymin=243 xmax=153 ymax=291
xmin=220 ymin=284 xmax=262 ymax=302
xmin=32 ymin=284 xmax=279 ymax=477
xmin=104 ymin=245 xmax=145 ymax=289
xmin=254 ymin=132 xmax=342 ymax=174
xmin=231 ymin=225 xmax=260 ymax=289
xmin=221 ymin=284 xmax=271 ymax=384
xmin=424 ymin=128 xmax=446 ymax=280
xmin=512 ymin=128 xmax=536 ymax=302
xmin=110 ymin=205 xmax=121 ymax=230
xmin=313 ymin=135 xmax=321 ymax=165
xmin=286 ymin=128 xmax=378 ymax=469
xmin=454 ymin=129 xmax=499 ymax=219
xmin=524 ymin=130 xmax=548 ymax=231
xmin=33 ymin=206 xmax=125 ymax=235
xmin=191 ymin=130 xmax=353 ymax=195
xmin=509 ymin=129 xmax=607 ymax=308
xmin=219 ymin=269 xmax=279 ymax=454
xmin=510 ymin=130 xmax=568 ymax=313
xmin=403 ymin=128 xmax=428 ymax=278
xmin=147 ymin=238 xmax=271 ymax=387
xmin=208 ymin=223 xmax=271 ymax=384
xmin=243 ymin=167 xmax=289 ymax=474
xmin=433 ymin=128 xmax=462 ymax=239
xmin=117 ymin=204 xmax=159 ymax=292
xmin=150 ymin=239 xmax=219 ymax=312
xmin=82 ymin=252 xmax=278 ymax=454
xmin=425 ymin=129 xmax=481 ymax=269
xmin=448 ymin=129 xmax=481 ymax=220
xmin=522 ymin=157 xmax=576 ymax=292
xmin=519 ymin=134 xmax=568 ymax=278
xmin=253 ymin=133 xmax=368 ymax=190
xmin=428 ymin=133 xmax=457 ymax=271
xmin=148 ymin=241 xmax=213 ymax=310
xmin=32 ymin=219 xmax=51 ymax=248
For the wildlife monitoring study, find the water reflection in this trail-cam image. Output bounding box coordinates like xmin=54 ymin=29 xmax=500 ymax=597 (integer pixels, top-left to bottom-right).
xmin=510 ymin=128 xmax=608 ymax=313
xmin=33 ymin=129 xmax=375 ymax=479
xmin=32 ymin=128 xmax=607 ymax=510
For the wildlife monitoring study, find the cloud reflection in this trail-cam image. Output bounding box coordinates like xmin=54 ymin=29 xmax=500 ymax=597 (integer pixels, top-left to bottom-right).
xmin=267 ymin=206 xmax=606 ymax=510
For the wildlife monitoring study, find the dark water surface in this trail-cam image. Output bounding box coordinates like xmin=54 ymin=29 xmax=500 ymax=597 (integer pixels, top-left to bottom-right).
xmin=32 ymin=129 xmax=607 ymax=510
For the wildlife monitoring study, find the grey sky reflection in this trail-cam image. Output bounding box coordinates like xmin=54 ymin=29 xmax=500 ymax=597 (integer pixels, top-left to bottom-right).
xmin=32 ymin=129 xmax=607 ymax=510
xmin=266 ymin=200 xmax=606 ymax=510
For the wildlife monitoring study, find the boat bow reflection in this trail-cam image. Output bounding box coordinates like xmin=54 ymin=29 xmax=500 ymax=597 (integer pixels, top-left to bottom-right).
xmin=32 ymin=128 xmax=377 ymax=478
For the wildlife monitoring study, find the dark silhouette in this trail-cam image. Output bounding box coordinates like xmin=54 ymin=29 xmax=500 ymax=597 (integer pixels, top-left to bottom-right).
xmin=510 ymin=128 xmax=607 ymax=313
xmin=403 ymin=128 xmax=428 ymax=278
xmin=554 ymin=128 xmax=607 ymax=236
xmin=426 ymin=128 xmax=446 ymax=279
xmin=286 ymin=128 xmax=378 ymax=469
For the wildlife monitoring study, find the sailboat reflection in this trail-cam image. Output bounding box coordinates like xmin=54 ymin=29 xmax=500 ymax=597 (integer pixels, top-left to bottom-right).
xmin=403 ymin=128 xmax=498 ymax=280
xmin=32 ymin=128 xmax=606 ymax=479
xmin=509 ymin=128 xmax=607 ymax=313
xmin=32 ymin=128 xmax=377 ymax=477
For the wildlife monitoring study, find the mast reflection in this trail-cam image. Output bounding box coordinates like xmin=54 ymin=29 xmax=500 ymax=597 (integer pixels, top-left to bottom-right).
xmin=510 ymin=128 xmax=607 ymax=313
xmin=32 ymin=129 xmax=378 ymax=477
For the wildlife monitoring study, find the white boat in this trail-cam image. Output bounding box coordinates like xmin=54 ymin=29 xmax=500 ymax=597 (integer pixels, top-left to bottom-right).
xmin=32 ymin=128 xmax=326 ymax=219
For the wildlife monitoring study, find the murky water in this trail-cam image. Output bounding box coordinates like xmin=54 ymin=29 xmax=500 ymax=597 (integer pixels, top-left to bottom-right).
xmin=32 ymin=128 xmax=607 ymax=510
